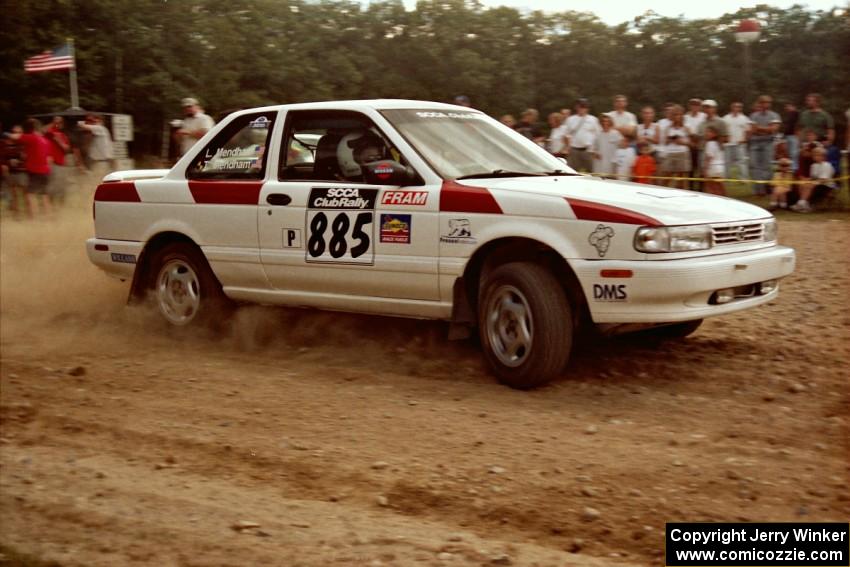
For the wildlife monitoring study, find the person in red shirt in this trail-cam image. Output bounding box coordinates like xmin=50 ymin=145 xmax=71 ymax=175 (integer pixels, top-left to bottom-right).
xmin=9 ymin=118 xmax=52 ymax=217
xmin=44 ymin=116 xmax=71 ymax=204
xmin=632 ymin=142 xmax=657 ymax=184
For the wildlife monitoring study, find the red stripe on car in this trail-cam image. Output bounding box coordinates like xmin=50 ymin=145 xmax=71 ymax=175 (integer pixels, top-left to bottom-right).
xmin=188 ymin=181 xmax=264 ymax=205
xmin=565 ymin=198 xmax=661 ymax=226
xmin=94 ymin=181 xmax=140 ymax=202
xmin=440 ymin=180 xmax=503 ymax=214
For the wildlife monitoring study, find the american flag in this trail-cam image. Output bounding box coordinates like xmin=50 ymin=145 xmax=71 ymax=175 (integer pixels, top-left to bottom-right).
xmin=24 ymin=44 xmax=75 ymax=73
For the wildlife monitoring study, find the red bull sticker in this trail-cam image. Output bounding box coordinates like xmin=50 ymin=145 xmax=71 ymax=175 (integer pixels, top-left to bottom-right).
xmin=380 ymin=214 xmax=412 ymax=244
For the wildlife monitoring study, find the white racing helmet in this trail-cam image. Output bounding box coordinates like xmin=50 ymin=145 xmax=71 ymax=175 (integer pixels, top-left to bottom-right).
xmin=337 ymin=130 xmax=386 ymax=178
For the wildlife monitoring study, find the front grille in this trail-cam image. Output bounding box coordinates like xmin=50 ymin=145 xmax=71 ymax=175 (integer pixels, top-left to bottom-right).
xmin=711 ymin=222 xmax=764 ymax=245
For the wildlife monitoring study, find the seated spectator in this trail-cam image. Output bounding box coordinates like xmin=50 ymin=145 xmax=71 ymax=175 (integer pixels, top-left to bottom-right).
xmin=592 ymin=114 xmax=622 ymax=176
xmin=797 ymin=129 xmax=823 ymax=178
xmin=546 ymin=112 xmax=568 ymax=158
xmin=613 ymin=135 xmax=636 ymax=180
xmin=791 ymin=147 xmax=835 ymax=212
xmin=633 ymin=142 xmax=657 ymax=184
xmin=768 ymin=157 xmax=794 ymax=211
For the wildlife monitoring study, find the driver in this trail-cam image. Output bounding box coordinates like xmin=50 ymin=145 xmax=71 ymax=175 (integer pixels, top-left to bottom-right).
xmin=337 ymin=131 xmax=386 ymax=180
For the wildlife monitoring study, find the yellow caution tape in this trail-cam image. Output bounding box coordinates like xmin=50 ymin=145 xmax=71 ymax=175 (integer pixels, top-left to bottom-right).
xmin=585 ymin=173 xmax=850 ymax=186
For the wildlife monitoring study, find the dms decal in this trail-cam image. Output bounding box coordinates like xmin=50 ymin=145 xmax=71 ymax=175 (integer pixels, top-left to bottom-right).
xmin=380 ymin=214 xmax=412 ymax=244
xmin=110 ymin=253 xmax=137 ymax=264
xmin=593 ymin=284 xmax=627 ymax=302
xmin=308 ymin=187 xmax=378 ymax=210
xmin=588 ymin=224 xmax=615 ymax=257
xmin=440 ymin=218 xmax=476 ymax=244
xmin=381 ymin=190 xmax=428 ymax=206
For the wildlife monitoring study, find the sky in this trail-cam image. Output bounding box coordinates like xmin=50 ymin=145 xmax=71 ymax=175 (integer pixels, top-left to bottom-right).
xmin=397 ymin=0 xmax=840 ymax=24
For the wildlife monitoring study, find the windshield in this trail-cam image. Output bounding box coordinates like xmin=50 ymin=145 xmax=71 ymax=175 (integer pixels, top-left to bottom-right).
xmin=381 ymin=109 xmax=575 ymax=180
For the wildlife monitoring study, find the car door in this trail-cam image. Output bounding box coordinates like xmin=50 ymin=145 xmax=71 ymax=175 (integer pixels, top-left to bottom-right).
xmin=258 ymin=109 xmax=440 ymax=301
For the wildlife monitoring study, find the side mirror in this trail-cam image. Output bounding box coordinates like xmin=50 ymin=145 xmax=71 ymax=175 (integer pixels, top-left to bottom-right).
xmin=363 ymin=160 xmax=416 ymax=186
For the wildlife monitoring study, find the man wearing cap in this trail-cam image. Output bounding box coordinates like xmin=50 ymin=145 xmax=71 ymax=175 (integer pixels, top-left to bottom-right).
xmin=564 ymin=99 xmax=600 ymax=173
xmin=749 ymin=95 xmax=781 ymax=195
xmin=176 ymin=98 xmax=215 ymax=156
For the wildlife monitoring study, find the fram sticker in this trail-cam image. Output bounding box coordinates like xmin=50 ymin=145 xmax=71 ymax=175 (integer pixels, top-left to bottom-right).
xmin=593 ymin=284 xmax=627 ymax=302
xmin=380 ymin=214 xmax=411 ymax=244
xmin=110 ymin=253 xmax=136 ymax=264
xmin=381 ymin=190 xmax=428 ymax=206
xmin=440 ymin=218 xmax=476 ymax=244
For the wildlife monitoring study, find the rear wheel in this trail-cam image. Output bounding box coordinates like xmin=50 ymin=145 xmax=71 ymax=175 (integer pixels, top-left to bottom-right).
xmin=148 ymin=242 xmax=231 ymax=327
xmin=478 ymin=262 xmax=573 ymax=389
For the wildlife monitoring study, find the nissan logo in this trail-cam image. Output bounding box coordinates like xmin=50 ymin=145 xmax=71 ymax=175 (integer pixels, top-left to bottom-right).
xmin=735 ymin=226 xmax=747 ymax=241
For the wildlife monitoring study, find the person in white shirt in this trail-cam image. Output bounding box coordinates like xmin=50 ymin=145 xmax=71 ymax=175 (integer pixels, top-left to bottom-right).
xmin=791 ymin=147 xmax=835 ymax=212
xmin=564 ymin=99 xmax=600 ymax=172
xmin=546 ymin=112 xmax=569 ymax=157
xmin=684 ymin=98 xmax=706 ymax=190
xmin=592 ymin=114 xmax=623 ymax=176
xmin=78 ymin=113 xmax=114 ymax=182
xmin=662 ymin=104 xmax=692 ymax=189
xmin=176 ymin=97 xmax=216 ymax=156
xmin=722 ymin=101 xmax=751 ymax=180
xmin=636 ymin=106 xmax=660 ymax=155
xmin=613 ymin=136 xmax=637 ymax=181
xmin=656 ymin=102 xmax=674 ymax=175
xmin=702 ymin=126 xmax=726 ymax=196
xmin=606 ymin=94 xmax=637 ymax=138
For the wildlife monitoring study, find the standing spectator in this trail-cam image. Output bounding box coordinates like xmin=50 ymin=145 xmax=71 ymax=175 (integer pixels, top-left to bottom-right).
xmin=636 ymin=106 xmax=660 ymax=155
xmin=782 ymin=102 xmax=800 ymax=171
xmin=9 ymin=119 xmax=52 ymax=217
xmin=2 ymin=125 xmax=27 ymax=215
xmin=632 ymin=142 xmax=657 ymax=184
xmin=453 ymin=95 xmax=471 ymax=108
xmin=657 ymin=102 xmax=675 ymax=135
xmin=78 ymin=114 xmax=114 ymax=182
xmin=845 ymin=107 xmax=850 ymax=150
xmin=797 ymin=93 xmax=834 ymax=144
xmin=500 ymin=114 xmax=516 ymax=128
xmin=592 ymin=114 xmax=622 ymax=176
xmin=749 ymin=95 xmax=781 ymax=195
xmin=656 ymin=102 xmax=675 ymax=180
xmin=684 ymin=98 xmax=706 ymax=190
xmin=606 ymin=94 xmax=636 ymax=138
xmin=661 ymin=105 xmax=691 ymax=189
xmin=176 ymin=97 xmax=215 ymax=156
xmin=564 ymin=99 xmax=600 ymax=173
xmin=613 ymin=136 xmax=636 ymax=181
xmin=514 ymin=108 xmax=544 ymax=145
xmin=44 ymin=116 xmax=71 ymax=205
xmin=767 ymin=157 xmax=794 ymax=211
xmin=791 ymin=147 xmax=835 ymax=212
xmin=702 ymin=125 xmax=726 ymax=196
xmin=696 ymin=100 xmax=728 ymax=187
xmin=722 ymin=101 xmax=751 ymax=180
xmin=546 ymin=112 xmax=568 ymax=158
xmin=560 ymin=108 xmax=572 ymax=121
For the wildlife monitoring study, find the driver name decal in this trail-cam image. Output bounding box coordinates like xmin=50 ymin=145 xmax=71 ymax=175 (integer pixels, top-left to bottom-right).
xmin=308 ymin=187 xmax=378 ymax=210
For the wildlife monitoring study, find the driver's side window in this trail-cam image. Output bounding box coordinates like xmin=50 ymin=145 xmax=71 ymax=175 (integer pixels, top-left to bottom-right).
xmin=279 ymin=110 xmax=407 ymax=183
xmin=188 ymin=112 xmax=275 ymax=180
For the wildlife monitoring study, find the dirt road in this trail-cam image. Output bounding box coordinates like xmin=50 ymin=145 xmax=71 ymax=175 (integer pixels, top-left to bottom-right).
xmin=1 ymin=205 xmax=848 ymax=566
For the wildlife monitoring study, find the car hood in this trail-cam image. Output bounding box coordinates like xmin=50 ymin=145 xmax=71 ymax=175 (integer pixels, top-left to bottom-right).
xmin=471 ymin=175 xmax=771 ymax=225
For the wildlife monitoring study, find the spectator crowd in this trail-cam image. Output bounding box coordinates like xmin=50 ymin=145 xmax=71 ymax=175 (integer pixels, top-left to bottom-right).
xmin=502 ymin=93 xmax=848 ymax=212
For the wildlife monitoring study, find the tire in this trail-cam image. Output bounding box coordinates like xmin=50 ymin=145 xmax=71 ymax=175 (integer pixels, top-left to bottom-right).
xmin=147 ymin=242 xmax=231 ymax=327
xmin=478 ymin=262 xmax=573 ymax=389
xmin=648 ymin=319 xmax=703 ymax=339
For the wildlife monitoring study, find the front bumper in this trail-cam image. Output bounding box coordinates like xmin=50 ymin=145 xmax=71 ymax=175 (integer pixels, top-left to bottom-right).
xmin=571 ymin=245 xmax=795 ymax=323
xmin=86 ymin=238 xmax=144 ymax=281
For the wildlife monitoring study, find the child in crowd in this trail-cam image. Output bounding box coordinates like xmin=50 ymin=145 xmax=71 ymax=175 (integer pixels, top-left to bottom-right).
xmin=796 ymin=128 xmax=822 ymax=178
xmin=702 ymin=126 xmax=726 ymax=195
xmin=791 ymin=147 xmax=835 ymax=212
xmin=768 ymin=157 xmax=794 ymax=211
xmin=633 ymin=142 xmax=657 ymax=184
xmin=613 ymin=136 xmax=636 ymax=180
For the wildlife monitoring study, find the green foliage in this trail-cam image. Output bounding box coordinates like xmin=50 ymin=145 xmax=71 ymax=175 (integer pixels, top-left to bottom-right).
xmin=1 ymin=0 xmax=847 ymax=155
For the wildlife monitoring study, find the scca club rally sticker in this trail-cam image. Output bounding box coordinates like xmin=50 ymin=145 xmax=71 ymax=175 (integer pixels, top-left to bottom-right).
xmin=381 ymin=190 xmax=428 ymax=206
xmin=593 ymin=284 xmax=627 ymax=302
xmin=380 ymin=214 xmax=411 ymax=244
xmin=308 ymin=187 xmax=377 ymax=209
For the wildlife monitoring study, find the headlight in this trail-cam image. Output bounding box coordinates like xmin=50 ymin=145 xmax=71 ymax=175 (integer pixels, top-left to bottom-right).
xmin=634 ymin=225 xmax=713 ymax=253
xmin=763 ymin=219 xmax=778 ymax=242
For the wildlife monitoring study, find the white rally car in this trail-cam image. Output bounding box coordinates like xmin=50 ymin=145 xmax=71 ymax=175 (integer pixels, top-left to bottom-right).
xmin=87 ymin=100 xmax=795 ymax=389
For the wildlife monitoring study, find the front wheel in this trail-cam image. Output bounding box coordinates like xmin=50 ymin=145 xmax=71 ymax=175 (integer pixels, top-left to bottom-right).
xmin=478 ymin=262 xmax=573 ymax=389
xmin=148 ymin=242 xmax=230 ymax=327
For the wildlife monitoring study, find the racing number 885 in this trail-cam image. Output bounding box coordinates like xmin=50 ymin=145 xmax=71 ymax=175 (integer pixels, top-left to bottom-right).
xmin=308 ymin=212 xmax=372 ymax=259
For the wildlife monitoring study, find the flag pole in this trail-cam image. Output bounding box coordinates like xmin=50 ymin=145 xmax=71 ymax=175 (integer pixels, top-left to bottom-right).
xmin=68 ymin=38 xmax=80 ymax=109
